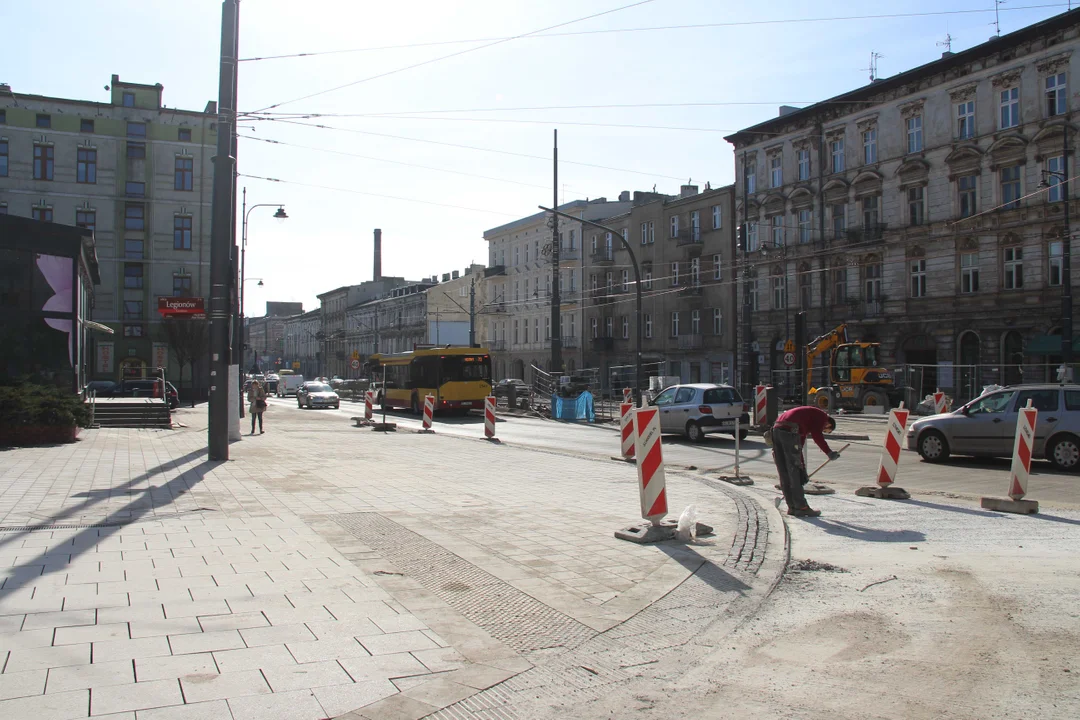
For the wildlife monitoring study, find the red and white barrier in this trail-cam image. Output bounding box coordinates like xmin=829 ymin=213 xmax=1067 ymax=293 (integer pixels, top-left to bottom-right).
xmin=623 ymin=388 xmax=633 ymax=404
xmin=1008 ymin=401 xmax=1037 ymax=500
xmin=619 ymin=402 xmax=635 ymax=459
xmin=633 ymin=408 xmax=668 ymax=522
xmin=754 ymin=385 xmax=767 ymax=426
xmin=422 ymin=394 xmax=435 ymax=431
xmin=875 ymin=403 xmax=909 ymax=488
xmin=484 ymin=396 xmax=497 ymax=439
xmin=933 ymin=390 xmax=948 ymax=414
xmin=364 ymin=391 xmax=373 ymax=421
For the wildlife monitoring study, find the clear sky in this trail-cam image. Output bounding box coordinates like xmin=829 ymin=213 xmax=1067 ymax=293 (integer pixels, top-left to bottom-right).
xmin=2 ymin=0 xmax=1071 ymax=313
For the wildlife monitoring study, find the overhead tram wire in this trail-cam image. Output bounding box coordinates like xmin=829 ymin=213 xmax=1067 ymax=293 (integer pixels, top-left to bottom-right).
xmin=249 ymin=0 xmax=658 ymax=113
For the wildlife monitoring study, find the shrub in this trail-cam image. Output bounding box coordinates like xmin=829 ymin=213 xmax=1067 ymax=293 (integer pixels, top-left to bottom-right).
xmin=0 ymin=384 xmax=91 ymax=429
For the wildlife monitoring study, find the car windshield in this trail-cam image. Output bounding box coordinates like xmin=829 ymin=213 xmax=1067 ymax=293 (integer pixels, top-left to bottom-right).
xmin=966 ymin=390 xmax=1016 ymax=414
xmin=307 ymin=383 xmax=332 ymax=392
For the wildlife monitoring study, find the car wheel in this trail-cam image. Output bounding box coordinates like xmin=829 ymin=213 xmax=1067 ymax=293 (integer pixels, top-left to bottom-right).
xmin=1048 ymin=435 xmax=1080 ymax=472
xmin=686 ymin=421 xmax=705 ymax=443
xmin=735 ymin=429 xmax=749 ymax=441
xmin=918 ymin=430 xmax=950 ymax=463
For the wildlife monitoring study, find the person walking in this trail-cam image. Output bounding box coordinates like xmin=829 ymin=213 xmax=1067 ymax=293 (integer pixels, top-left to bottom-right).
xmin=247 ymin=379 xmax=267 ymax=435
xmin=771 ymin=405 xmax=840 ymax=517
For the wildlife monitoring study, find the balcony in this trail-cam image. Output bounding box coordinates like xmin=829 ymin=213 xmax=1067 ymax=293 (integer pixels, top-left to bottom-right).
xmin=484 ymin=265 xmax=506 ymax=278
xmin=589 ymin=248 xmax=615 ymax=265
xmin=677 ymin=334 xmax=703 ymax=350
xmin=552 ymin=288 xmax=580 ymax=303
xmin=488 ymin=339 xmax=507 ymax=351
xmin=843 ymin=223 xmax=888 ymax=245
xmin=490 ymin=301 xmax=507 ymax=313
xmin=589 ymin=289 xmax=615 ymax=305
xmin=675 ymin=227 xmax=703 ymax=247
xmin=590 ymin=337 xmax=615 ymax=352
xmin=543 ymin=335 xmax=579 ymax=349
xmin=864 ymin=299 xmax=884 ymax=317
xmin=559 ymin=247 xmax=581 ymax=261
xmin=678 ymin=284 xmax=704 ymax=296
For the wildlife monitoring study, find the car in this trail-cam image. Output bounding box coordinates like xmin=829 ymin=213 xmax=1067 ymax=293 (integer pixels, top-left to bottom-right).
xmin=85 ymin=380 xmax=117 ymax=397
xmin=114 ymin=379 xmax=180 ymax=409
xmin=649 ymin=383 xmax=750 ymax=442
xmin=907 ymin=384 xmax=1080 ymax=471
xmin=493 ymin=379 xmax=530 ymax=398
xmin=297 ymin=381 xmax=340 ymax=410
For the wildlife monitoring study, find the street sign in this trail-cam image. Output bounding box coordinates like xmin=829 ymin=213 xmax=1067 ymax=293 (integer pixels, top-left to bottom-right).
xmin=350 ymin=358 xmax=360 ymax=370
xmin=351 ymin=350 xmax=360 ymax=360
xmin=784 ymin=339 xmax=795 ymax=353
xmin=783 ymin=351 xmax=796 ymax=367
xmin=292 ymin=361 xmax=301 ymax=370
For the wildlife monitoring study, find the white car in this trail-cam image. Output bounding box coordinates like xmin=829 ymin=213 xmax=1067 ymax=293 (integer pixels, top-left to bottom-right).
xmin=649 ymin=383 xmax=750 ymax=442
xmin=297 ymin=382 xmax=340 ymax=410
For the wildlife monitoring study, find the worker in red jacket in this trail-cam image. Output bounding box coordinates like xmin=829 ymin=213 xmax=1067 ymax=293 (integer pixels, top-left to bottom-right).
xmin=772 ymin=406 xmax=840 ymax=517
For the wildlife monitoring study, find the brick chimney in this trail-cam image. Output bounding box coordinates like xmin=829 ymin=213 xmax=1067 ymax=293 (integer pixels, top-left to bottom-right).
xmin=373 ymin=228 xmax=382 ymax=281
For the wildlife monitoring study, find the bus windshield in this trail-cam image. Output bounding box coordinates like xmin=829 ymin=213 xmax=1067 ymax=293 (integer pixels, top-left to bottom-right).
xmin=441 ymin=356 xmax=490 ymax=382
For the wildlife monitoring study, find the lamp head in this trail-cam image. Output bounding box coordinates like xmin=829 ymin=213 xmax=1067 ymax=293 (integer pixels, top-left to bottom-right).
xmin=257 ymin=279 xmax=264 ymax=287
xmin=273 ymin=207 xmax=288 ymax=220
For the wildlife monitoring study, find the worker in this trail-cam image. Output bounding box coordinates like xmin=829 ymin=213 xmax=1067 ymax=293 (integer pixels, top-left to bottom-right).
xmin=771 ymin=405 xmax=840 ymax=517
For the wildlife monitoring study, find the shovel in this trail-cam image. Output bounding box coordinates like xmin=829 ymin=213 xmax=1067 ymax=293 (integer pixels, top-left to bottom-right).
xmin=807 ymin=443 xmax=851 ymax=480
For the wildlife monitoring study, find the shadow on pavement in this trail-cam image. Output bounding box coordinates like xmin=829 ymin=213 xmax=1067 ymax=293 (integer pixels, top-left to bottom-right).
xmin=1023 ymin=513 xmax=1080 ymax=526
xmin=657 ymin=544 xmax=752 ymax=594
xmin=899 ymin=498 xmax=1007 ymax=518
xmin=804 ymin=518 xmax=927 ymax=544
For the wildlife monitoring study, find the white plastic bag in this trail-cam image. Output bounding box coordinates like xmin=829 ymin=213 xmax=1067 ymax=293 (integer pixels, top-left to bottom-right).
xmin=675 ymin=504 xmax=698 ymax=542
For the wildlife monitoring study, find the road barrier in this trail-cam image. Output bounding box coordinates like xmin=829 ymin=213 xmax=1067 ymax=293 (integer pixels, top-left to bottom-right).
xmin=933 ymin=390 xmax=948 ymax=414
xmin=364 ymin=391 xmax=374 ymax=421
xmin=754 ymin=385 xmax=767 ymax=426
xmin=856 ymin=402 xmax=910 ymax=499
xmin=980 ymin=399 xmax=1039 ymax=514
xmin=623 ymin=388 xmax=633 ymax=404
xmin=422 ymin=394 xmax=435 ymax=431
xmin=633 ymin=408 xmax=668 ymax=522
xmin=484 ymin=396 xmax=497 ymax=439
xmin=620 ymin=402 xmax=635 ymax=460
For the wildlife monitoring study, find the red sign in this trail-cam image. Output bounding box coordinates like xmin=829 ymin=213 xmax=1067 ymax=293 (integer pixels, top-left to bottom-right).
xmin=158 ymin=297 xmax=205 ymax=316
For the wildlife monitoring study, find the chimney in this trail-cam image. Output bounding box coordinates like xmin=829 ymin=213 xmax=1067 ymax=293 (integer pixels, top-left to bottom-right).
xmin=941 ymin=51 xmax=954 ymax=59
xmin=452 ymin=270 xmax=460 ymax=279
xmin=618 ymin=190 xmax=630 ymax=202
xmin=680 ymin=184 xmax=699 ymax=198
xmin=373 ymin=228 xmax=382 ymax=281
xmin=442 ymin=273 xmax=451 ymax=282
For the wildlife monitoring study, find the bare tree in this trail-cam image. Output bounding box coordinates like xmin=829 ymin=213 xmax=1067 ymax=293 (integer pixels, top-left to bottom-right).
xmin=162 ymin=318 xmax=209 ymax=407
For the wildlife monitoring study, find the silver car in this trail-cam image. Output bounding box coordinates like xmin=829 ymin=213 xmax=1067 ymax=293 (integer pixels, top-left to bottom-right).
xmin=907 ymin=384 xmax=1080 ymax=471
xmin=650 ymin=383 xmax=750 ymax=442
xmin=297 ymin=382 xmax=340 ymax=410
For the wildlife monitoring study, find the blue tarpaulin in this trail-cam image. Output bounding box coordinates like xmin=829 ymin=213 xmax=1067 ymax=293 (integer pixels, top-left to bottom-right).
xmin=551 ymin=391 xmax=596 ymax=422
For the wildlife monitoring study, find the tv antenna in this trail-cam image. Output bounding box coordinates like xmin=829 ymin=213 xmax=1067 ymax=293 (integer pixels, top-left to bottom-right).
xmin=937 ymin=33 xmax=954 ymax=53
xmin=863 ymin=52 xmax=884 ymax=83
xmin=993 ymin=0 xmax=1007 ymax=36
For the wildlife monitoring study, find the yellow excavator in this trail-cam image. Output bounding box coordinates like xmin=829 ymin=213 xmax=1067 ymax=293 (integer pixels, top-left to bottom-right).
xmin=806 ymin=324 xmax=901 ymax=411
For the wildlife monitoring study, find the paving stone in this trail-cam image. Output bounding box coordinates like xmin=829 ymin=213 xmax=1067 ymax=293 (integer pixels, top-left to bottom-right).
xmin=180 ymin=669 xmax=270 ymax=704
xmin=21 ymin=609 xmax=96 ymax=631
xmin=162 ymin=600 xmax=230 ymax=620
xmin=91 ymin=678 xmax=183 ymax=715
xmin=238 ymin=623 xmax=315 ymax=647
xmin=338 ymin=653 xmax=431 ymax=683
xmin=134 ymin=652 xmax=217 ymax=683
xmin=168 ymin=629 xmax=246 ymax=655
xmin=0 ymin=687 xmax=89 ymax=720
xmin=411 ymin=647 xmax=469 ymax=673
xmin=136 ymin=699 xmax=233 ymax=720
xmin=91 ymin=636 xmax=171 ymax=664
xmin=197 ymin=611 xmax=268 ymax=633
xmin=0 ymin=627 xmax=56 ymax=651
xmin=212 ymin=644 xmax=297 ymax=673
xmin=63 ymin=591 xmax=130 ymax=612
xmin=359 ymin=630 xmax=439 ymax=657
xmin=54 ymin=621 xmax=130 ymax=646
xmin=46 ymin=658 xmax=134 ymax=693
xmin=130 ymin=616 xmax=202 ymax=639
xmin=0 ymin=668 xmax=47 ymax=701
xmin=227 ymin=687 xmax=327 ymax=720
xmin=285 ymin=636 xmax=373 ymax=664
xmin=356 ymin=693 xmax=438 ymax=720
xmin=4 ymin=642 xmax=91 ymax=672
xmin=262 ymin=659 xmax=353 ymax=692
xmin=313 ymin=678 xmax=398 ymax=717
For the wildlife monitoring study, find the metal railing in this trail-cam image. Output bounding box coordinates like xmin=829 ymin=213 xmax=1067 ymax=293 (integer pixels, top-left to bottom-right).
xmin=589 ymin=248 xmax=614 ymax=263
xmin=676 ymin=227 xmax=703 ymax=246
xmin=677 ymin=334 xmax=703 ymax=350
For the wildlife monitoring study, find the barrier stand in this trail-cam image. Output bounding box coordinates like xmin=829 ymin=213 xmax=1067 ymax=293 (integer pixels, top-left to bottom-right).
xmin=718 ymin=418 xmax=753 ymax=485
xmin=933 ymin=389 xmax=949 ymax=414
xmin=856 ymin=402 xmax=910 ymax=499
xmin=623 ymin=388 xmax=633 ymax=404
xmin=754 ymin=385 xmax=768 ymax=427
xmin=351 ymin=390 xmax=376 ymax=427
xmin=615 ymin=407 xmax=713 ymax=543
xmin=484 ymin=396 xmax=499 ymax=442
xmin=981 ymin=400 xmax=1039 ymax=514
xmin=372 ymin=365 xmax=397 ymax=432
xmin=610 ymin=402 xmax=636 ymax=463
xmin=417 ymin=394 xmax=436 ymax=434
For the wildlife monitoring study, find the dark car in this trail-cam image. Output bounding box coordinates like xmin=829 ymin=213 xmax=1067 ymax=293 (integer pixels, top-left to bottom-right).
xmin=85 ymin=380 xmax=118 ymax=397
xmin=493 ymin=379 xmax=530 ymax=398
xmin=115 ymin=379 xmax=180 ymax=409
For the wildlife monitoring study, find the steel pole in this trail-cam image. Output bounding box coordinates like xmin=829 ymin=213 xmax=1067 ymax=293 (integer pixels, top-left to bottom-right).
xmin=550 ymin=129 xmax=562 ymax=373
xmin=238 ymin=188 xmax=246 ymax=418
xmin=1063 ymin=127 xmax=1074 ymax=380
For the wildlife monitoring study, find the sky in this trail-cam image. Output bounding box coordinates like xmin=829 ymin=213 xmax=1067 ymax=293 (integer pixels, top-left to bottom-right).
xmin=2 ymin=0 xmax=1072 ymax=313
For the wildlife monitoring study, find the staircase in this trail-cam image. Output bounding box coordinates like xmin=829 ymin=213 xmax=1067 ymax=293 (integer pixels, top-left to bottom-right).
xmin=90 ymin=399 xmax=172 ymax=429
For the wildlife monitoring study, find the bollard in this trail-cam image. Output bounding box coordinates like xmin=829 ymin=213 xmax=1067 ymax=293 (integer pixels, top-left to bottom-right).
xmin=619 ymin=402 xmax=635 ymax=461
xmin=981 ymin=399 xmax=1039 ymax=514
xmin=933 ymin=389 xmax=948 ymax=414
xmin=421 ymin=394 xmax=435 ymax=432
xmin=718 ymin=417 xmax=753 ymax=485
xmin=856 ymin=402 xmax=910 ymax=499
xmin=633 ymin=407 xmax=668 ymax=523
xmin=484 ymin=396 xmax=497 ymax=440
xmin=364 ymin=391 xmax=373 ymax=421
xmin=754 ymin=385 xmax=767 ymax=426
xmin=623 ymin=387 xmax=633 ymax=404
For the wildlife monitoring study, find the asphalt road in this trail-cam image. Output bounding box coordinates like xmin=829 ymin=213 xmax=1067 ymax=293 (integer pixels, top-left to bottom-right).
xmin=266 ymin=397 xmax=1080 ymax=508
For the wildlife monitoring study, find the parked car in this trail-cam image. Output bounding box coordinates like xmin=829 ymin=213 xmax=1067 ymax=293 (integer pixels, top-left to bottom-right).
xmin=907 ymin=384 xmax=1080 ymax=471
xmin=276 ymin=374 xmax=305 ymax=398
xmin=297 ymin=381 xmax=340 ymax=410
xmin=493 ymin=379 xmax=530 ymax=398
xmin=113 ymin=379 xmax=180 ymax=409
xmin=85 ymin=380 xmax=117 ymax=397
xmin=649 ymin=383 xmax=750 ymax=442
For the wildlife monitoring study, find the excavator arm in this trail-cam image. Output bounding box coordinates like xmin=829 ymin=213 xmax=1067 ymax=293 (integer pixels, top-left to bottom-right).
xmin=805 ymin=324 xmax=849 ymax=391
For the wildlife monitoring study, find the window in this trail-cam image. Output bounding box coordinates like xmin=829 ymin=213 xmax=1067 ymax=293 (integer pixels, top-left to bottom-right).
xmin=690 ymin=257 xmax=701 ymax=286
xmin=832 ymin=267 xmax=847 ymax=304
xmin=175 ymin=157 xmax=193 ymax=191
xmin=670 ymin=215 xmax=679 ymax=238
xmin=1046 ymin=72 xmax=1067 ymax=117
xmin=749 ymin=279 xmax=759 ymax=311
xmin=671 ymin=262 xmax=680 ymax=286
xmin=125 ymin=204 xmax=145 ymax=231
xmin=1001 ymin=165 xmax=1022 ymax=209
xmin=123 ymin=300 xmax=143 ymax=321
xmin=745 ymin=160 xmax=756 ymax=194
xmin=797 ymin=149 xmax=811 ymax=180
xmin=125 ymin=238 xmax=144 ymax=259
xmin=621 ymin=269 xmax=629 ymax=292
xmin=604 ymin=317 xmax=612 ymax=339
xmin=606 ymin=271 xmax=613 ymax=290
xmin=33 ymin=144 xmax=54 ymax=180
xmin=671 ymin=312 xmax=680 ymax=337
xmin=74 ymin=148 xmax=97 ymax=184
xmin=746 ymin=222 xmax=758 ymax=252
xmin=644 ymin=269 xmax=653 ymax=289
xmin=36 ymin=114 xmax=51 ymax=128
xmin=797 ymin=208 xmax=811 ymax=243
xmin=956 ymin=101 xmax=975 ymax=140
xmin=127 ymin=122 xmax=146 ymax=138
xmin=1000 ymin=87 xmax=1019 ymax=129
xmin=80 ymin=119 xmax=94 ymax=133
xmin=1050 ymin=241 xmax=1063 ymax=286
xmin=122 ymin=91 xmax=135 ymax=107
xmin=955 ymin=174 xmax=977 ymax=218
xmin=645 ymin=222 xmax=653 ymax=244
xmin=0 ymin=140 xmax=6 ymax=177
xmin=1004 ymin=247 xmax=1024 ymax=289
xmin=545 ymin=317 xmax=550 ymax=339
xmin=863 ymin=194 xmax=880 ymax=227
xmin=645 ymin=314 xmax=653 ymax=338
xmin=590 ymin=317 xmax=597 ymax=339
xmin=569 ymin=229 xmax=576 ymax=248
xmin=771 ymin=215 xmax=784 ymax=247
xmin=831 ymin=203 xmax=846 ymax=239
xmin=691 ymin=309 xmax=700 ymax=335
xmin=770 ymin=154 xmax=782 ymax=187
xmin=712 ymin=205 xmax=722 ymax=229
xmin=910 ymin=259 xmax=927 ymax=298
xmin=1047 ymin=156 xmax=1065 ymax=202
xmin=535 ymin=319 xmax=540 ymax=343
xmin=124 ymin=325 xmax=144 ymax=338
xmin=173 ymin=275 xmax=192 ymax=296
xmin=690 ymin=211 xmax=700 ymax=235
xmin=124 ymin=263 xmax=144 ymax=289
xmin=865 ymin=261 xmax=882 ymax=301
xmin=713 ymin=254 xmax=722 ymax=280
xmin=863 ymin=128 xmax=877 ymax=164
xmin=772 ymin=272 xmax=787 ymax=310
xmin=524 ymin=243 xmax=529 ymax=263
xmin=906 ymin=115 xmax=923 ymax=153
xmin=712 ymin=308 xmax=722 ymax=335
xmin=127 ymin=142 xmax=146 ymax=159
xmin=75 ymin=210 xmax=95 ymax=232
xmin=514 ymin=246 xmax=520 ymax=266
xmin=174 ymin=216 xmax=192 ymax=250
xmin=830 ymin=137 xmax=844 ymax=173
xmin=621 ymin=316 xmax=629 ymax=339
xmin=125 ymin=181 xmax=145 ymax=197
xmin=0 ymin=109 xmax=5 ymax=123
xmin=640 ymin=222 xmax=648 ymax=245
xmin=799 ymin=270 xmax=811 ymax=309
xmin=32 ymin=207 xmax=53 ymax=222
xmin=961 ymin=252 xmax=979 ymax=293
xmin=907 ymin=186 xmax=925 ymax=226
xmin=178 ymin=128 xmax=192 ymax=142
xmin=590 ymin=273 xmax=597 ymax=292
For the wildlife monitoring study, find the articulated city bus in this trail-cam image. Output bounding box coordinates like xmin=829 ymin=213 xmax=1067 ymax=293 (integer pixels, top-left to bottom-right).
xmin=367 ymin=346 xmax=491 ymax=414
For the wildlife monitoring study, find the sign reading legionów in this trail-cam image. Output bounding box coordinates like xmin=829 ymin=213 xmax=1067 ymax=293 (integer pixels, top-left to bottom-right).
xmin=158 ymin=297 xmax=206 ymax=317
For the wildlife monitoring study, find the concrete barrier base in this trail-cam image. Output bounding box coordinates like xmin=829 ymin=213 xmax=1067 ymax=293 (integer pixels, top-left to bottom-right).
xmin=371 ymin=423 xmax=397 ymax=432
xmin=615 ymin=519 xmax=714 ymax=544
xmin=980 ymin=496 xmax=1039 ymax=514
xmin=719 ymin=474 xmax=754 ymax=486
xmin=855 ymin=485 xmax=911 ymax=500
xmin=609 ymin=456 xmax=636 ymax=463
xmin=774 ymin=482 xmax=836 ymax=495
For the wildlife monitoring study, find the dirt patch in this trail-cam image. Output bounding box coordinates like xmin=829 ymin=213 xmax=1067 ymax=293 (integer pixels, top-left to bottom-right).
xmin=790 ymin=558 xmax=848 ymax=573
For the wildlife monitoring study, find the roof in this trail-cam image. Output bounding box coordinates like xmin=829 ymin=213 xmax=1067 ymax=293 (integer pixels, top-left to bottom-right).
xmin=725 ymin=8 xmax=1080 ymax=146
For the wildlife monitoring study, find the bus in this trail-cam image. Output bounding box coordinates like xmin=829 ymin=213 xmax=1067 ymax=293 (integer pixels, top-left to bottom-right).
xmin=367 ymin=346 xmax=492 ymax=414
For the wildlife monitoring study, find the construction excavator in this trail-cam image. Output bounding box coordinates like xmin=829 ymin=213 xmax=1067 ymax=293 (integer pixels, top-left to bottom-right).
xmin=805 ymin=324 xmax=904 ymax=411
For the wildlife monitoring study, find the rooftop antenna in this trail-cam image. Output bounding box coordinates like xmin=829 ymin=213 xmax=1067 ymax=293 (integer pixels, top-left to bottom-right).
xmin=937 ymin=33 xmax=954 ymax=53
xmin=863 ymin=52 xmax=884 ymax=82
xmin=993 ymin=0 xmax=1006 ymax=36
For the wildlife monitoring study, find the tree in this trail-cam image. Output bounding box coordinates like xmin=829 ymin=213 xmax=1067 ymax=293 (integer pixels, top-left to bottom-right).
xmin=162 ymin=318 xmax=209 ymax=407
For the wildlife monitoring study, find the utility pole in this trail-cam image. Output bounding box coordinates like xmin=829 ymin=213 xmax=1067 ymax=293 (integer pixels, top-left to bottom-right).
xmin=469 ymin=276 xmax=476 ymax=346
xmin=207 ymin=0 xmax=238 ymax=461
xmin=1063 ymin=127 xmax=1074 ymax=381
xmin=549 ymin=129 xmax=562 ymax=374
xmin=740 ymin=152 xmax=754 ymax=398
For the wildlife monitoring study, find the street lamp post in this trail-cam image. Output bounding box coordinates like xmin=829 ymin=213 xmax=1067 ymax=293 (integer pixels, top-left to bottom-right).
xmin=1041 ymin=126 xmax=1073 ymax=382
xmin=540 ymin=206 xmax=644 ymax=407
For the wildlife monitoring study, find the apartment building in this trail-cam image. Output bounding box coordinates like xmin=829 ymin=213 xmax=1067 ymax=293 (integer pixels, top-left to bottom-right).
xmin=317 ymin=278 xmax=406 ymax=378
xmin=0 ymin=76 xmax=216 ymax=383
xmin=281 ymin=309 xmax=321 ymax=378
xmin=725 ymin=8 xmax=1080 ymax=399
xmin=581 ymin=185 xmax=738 ymax=387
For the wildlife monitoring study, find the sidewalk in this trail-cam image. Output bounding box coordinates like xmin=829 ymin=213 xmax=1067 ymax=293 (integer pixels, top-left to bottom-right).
xmin=0 ymin=406 xmax=783 ymax=719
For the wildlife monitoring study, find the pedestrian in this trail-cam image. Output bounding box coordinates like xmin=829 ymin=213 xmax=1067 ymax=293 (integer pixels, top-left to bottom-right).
xmin=247 ymin=379 xmax=267 ymax=435
xmin=771 ymin=405 xmax=840 ymax=517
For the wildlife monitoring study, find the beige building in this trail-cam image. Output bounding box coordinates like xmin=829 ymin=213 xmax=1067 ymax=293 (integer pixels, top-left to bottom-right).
xmin=0 ymin=75 xmax=216 ymax=385
xmin=281 ymin=309 xmax=321 ymax=377
xmin=726 ymin=9 xmax=1080 ymax=401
